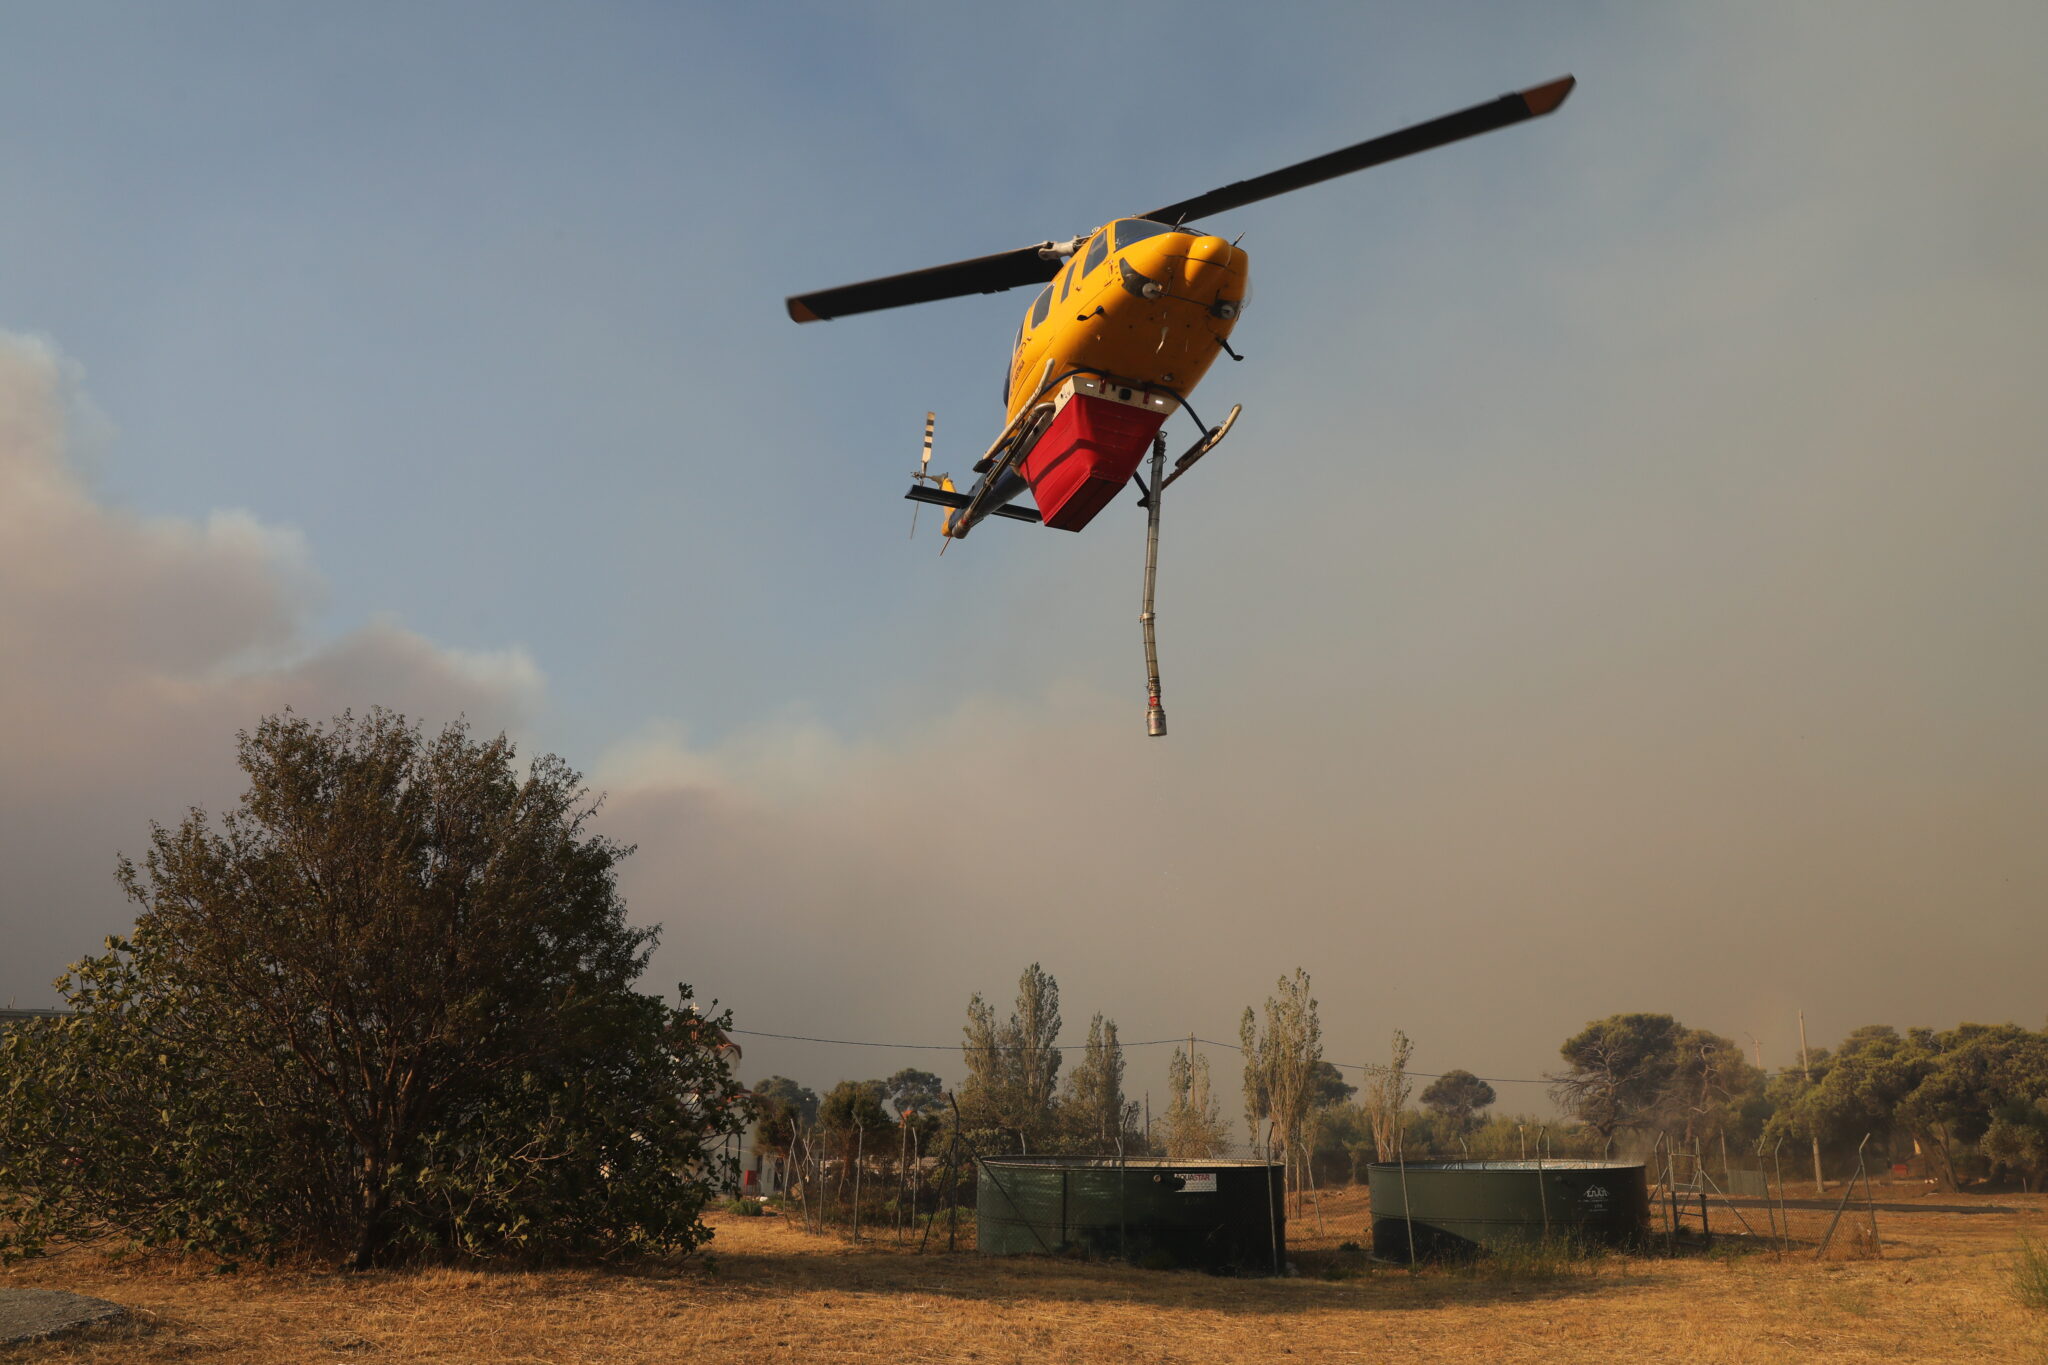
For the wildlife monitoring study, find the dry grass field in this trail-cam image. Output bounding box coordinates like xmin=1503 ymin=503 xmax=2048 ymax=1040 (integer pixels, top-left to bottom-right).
xmin=5 ymin=1186 xmax=2045 ymax=1363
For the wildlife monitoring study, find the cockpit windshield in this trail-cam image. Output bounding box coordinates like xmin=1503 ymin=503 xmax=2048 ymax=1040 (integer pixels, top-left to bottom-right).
xmin=1113 ymin=218 xmax=1195 ymax=251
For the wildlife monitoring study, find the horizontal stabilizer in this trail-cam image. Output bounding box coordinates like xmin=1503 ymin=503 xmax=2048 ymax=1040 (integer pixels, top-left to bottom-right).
xmin=905 ymin=484 xmax=1041 ymax=524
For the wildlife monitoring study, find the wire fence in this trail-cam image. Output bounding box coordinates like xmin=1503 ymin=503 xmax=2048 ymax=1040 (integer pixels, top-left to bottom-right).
xmin=733 ymin=1121 xmax=1894 ymax=1267
xmin=722 ymin=1023 xmax=1897 ymax=1267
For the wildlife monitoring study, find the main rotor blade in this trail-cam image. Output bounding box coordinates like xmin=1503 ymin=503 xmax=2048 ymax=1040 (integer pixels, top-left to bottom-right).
xmin=1140 ymin=76 xmax=1574 ymax=225
xmin=787 ymin=243 xmax=1064 ymax=323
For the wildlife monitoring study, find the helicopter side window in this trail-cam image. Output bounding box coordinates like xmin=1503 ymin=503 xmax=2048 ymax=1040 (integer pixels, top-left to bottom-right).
xmin=1030 ymin=283 xmax=1052 ymax=329
xmin=1004 ymin=319 xmax=1025 ymax=402
xmin=1113 ymin=218 xmax=1182 ymax=251
xmin=1083 ymin=230 xmax=1108 ymax=276
xmin=1058 ymin=258 xmax=1073 ymax=303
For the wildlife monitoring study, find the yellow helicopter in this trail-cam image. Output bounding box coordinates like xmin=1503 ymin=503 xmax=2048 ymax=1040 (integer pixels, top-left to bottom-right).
xmin=786 ymin=76 xmax=1575 ymax=732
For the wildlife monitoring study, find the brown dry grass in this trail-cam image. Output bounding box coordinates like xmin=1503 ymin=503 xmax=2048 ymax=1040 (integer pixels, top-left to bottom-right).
xmin=6 ymin=1189 xmax=2046 ymax=1364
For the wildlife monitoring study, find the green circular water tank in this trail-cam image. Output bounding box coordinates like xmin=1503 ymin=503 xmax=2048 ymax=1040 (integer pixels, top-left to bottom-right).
xmin=1367 ymin=1160 xmax=1649 ymax=1259
xmin=976 ymin=1156 xmax=1284 ymax=1273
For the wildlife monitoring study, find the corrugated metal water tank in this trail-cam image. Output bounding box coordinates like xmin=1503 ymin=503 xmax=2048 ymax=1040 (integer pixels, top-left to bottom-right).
xmin=1368 ymin=1160 xmax=1649 ymax=1259
xmin=976 ymin=1156 xmax=1284 ymax=1273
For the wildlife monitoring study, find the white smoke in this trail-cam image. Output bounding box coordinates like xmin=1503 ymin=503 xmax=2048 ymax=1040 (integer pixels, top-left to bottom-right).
xmin=0 ymin=331 xmax=542 ymax=1004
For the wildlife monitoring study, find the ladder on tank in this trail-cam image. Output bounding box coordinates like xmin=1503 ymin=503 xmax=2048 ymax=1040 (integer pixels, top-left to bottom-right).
xmin=1654 ymin=1139 xmax=1712 ymax=1250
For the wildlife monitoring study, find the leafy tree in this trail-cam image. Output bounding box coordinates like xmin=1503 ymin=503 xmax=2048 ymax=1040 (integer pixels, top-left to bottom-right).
xmin=1549 ymin=1013 xmax=1683 ymax=1150
xmin=1362 ymin=1031 xmax=1414 ymax=1161
xmin=961 ymin=994 xmax=1005 ymax=1120
xmin=878 ymin=1070 xmax=947 ymax=1165
xmin=1162 ymin=1042 xmax=1231 ymax=1159
xmin=0 ymin=709 xmax=746 ymax=1268
xmin=1298 ymin=1060 xmax=1362 ymax=1183
xmin=1660 ymin=1027 xmax=1767 ymax=1150
xmin=1420 ymin=1069 xmax=1497 ymax=1134
xmin=1767 ymin=1026 xmax=1929 ymax=1165
xmin=753 ymin=1076 xmax=820 ymax=1154
xmin=1550 ymin=1015 xmax=1768 ymax=1157
xmin=1062 ymin=1014 xmax=1138 ymax=1150
xmin=1304 ymin=1101 xmax=1370 ymax=1183
xmin=1982 ymin=1103 xmax=2048 ymax=1192
xmin=1239 ymin=970 xmax=1323 ymax=1179
xmin=1307 ymin=1060 xmax=1357 ymax=1110
xmin=1453 ymin=1114 xmax=1601 ymax=1163
xmin=881 ymin=1068 xmax=945 ymax=1120
xmin=959 ymin=963 xmax=1063 ymax=1151
xmin=1899 ymin=1023 xmax=2048 ymax=1188
xmin=1839 ymin=1025 xmax=1907 ymax=1062
xmin=1760 ymin=1021 xmax=2048 ymax=1189
xmin=1008 ymin=964 xmax=1063 ymax=1133
xmin=819 ymin=1080 xmax=894 ymax=1138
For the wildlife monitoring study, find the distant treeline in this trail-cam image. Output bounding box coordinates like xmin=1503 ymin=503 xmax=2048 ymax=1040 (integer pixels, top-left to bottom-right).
xmin=1543 ymin=1012 xmax=2048 ymax=1190
xmin=751 ymin=968 xmax=2048 ymax=1194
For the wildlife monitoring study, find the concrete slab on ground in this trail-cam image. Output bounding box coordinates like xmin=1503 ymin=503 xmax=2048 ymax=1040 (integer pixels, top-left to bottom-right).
xmin=0 ymin=1288 xmax=128 ymax=1344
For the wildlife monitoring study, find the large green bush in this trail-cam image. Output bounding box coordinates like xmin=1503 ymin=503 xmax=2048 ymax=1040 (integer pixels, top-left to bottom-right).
xmin=0 ymin=710 xmax=747 ymax=1269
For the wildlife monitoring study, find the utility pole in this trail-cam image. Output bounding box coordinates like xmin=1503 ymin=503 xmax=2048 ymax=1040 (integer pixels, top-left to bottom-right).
xmin=1800 ymin=1011 xmax=1825 ymax=1192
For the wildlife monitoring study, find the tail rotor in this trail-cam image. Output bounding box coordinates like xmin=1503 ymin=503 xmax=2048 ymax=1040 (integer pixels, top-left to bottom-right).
xmin=909 ymin=411 xmax=955 ymax=538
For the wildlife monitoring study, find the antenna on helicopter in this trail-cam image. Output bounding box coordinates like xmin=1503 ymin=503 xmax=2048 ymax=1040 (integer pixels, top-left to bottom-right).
xmin=909 ymin=412 xmax=955 ymax=538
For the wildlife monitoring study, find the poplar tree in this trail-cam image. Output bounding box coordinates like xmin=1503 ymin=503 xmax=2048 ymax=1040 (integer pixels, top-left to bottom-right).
xmin=959 ymin=963 xmax=1064 ymax=1151
xmin=1364 ymin=1030 xmax=1414 ymax=1161
xmin=1239 ymin=970 xmax=1322 ymax=1181
xmin=1063 ymin=1013 xmax=1137 ymax=1150
xmin=1163 ymin=1043 xmax=1230 ymax=1158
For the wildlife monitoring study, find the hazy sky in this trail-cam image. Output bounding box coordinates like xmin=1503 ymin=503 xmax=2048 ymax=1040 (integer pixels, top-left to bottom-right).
xmin=3 ymin=2 xmax=2044 ymax=1112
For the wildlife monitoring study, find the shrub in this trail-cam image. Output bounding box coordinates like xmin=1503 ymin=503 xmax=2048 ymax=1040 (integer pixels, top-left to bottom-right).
xmin=0 ymin=711 xmax=748 ymax=1269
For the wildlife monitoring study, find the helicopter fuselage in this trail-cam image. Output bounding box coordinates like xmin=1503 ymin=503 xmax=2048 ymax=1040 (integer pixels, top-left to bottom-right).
xmin=960 ymin=220 xmax=1249 ymax=533
xmin=1005 ymin=219 xmax=1248 ymax=423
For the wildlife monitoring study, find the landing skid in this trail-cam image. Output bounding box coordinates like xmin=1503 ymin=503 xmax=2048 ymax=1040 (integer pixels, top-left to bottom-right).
xmin=1138 ymin=403 xmax=1241 ymax=507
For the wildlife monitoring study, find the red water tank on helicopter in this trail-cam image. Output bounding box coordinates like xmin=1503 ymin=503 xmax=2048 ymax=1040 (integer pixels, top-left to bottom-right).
xmin=1018 ymin=377 xmax=1172 ymax=532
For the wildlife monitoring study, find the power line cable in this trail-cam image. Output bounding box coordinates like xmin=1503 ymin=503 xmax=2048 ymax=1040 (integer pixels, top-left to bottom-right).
xmin=725 ymin=1026 xmax=1551 ymax=1086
